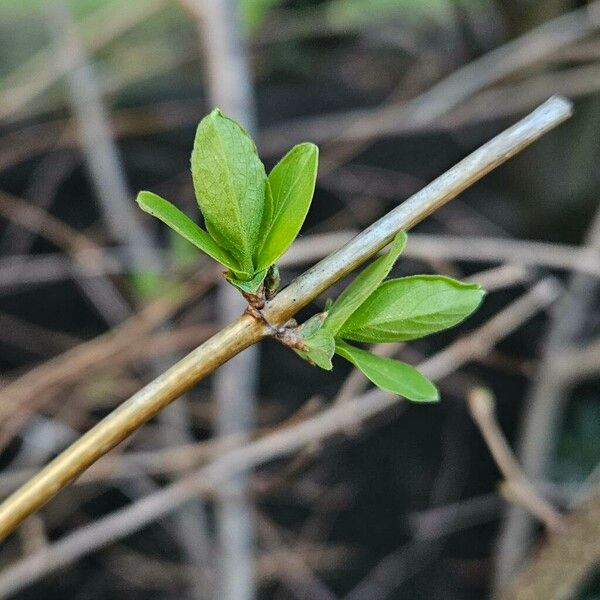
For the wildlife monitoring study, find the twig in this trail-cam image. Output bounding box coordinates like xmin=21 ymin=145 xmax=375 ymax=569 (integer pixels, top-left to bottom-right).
xmin=0 ymin=253 xmax=124 ymax=293
xmin=405 ymin=234 xmax=600 ymax=278
xmin=45 ymin=1 xmax=158 ymax=274
xmin=0 ymin=189 xmax=130 ymax=325
xmin=17 ymin=514 xmax=48 ymax=556
xmin=260 ymin=2 xmax=599 ymax=153
xmin=549 ymin=338 xmax=600 ymax=384
xmin=0 ymin=191 xmax=111 ymax=266
xmin=0 ymin=97 xmax=572 ymax=543
xmin=408 ymin=493 xmax=502 ymax=541
xmin=494 ymin=202 xmax=600 ymax=588
xmin=501 ymin=487 xmax=600 ymax=600
xmin=467 ymin=388 xmax=565 ymax=532
xmin=0 ymin=312 xmax=79 ymax=358
xmin=0 ymin=148 xmax=79 ymax=256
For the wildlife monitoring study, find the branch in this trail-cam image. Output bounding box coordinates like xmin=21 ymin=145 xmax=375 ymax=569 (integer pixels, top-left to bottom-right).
xmin=501 ymin=487 xmax=600 ymax=600
xmin=0 ymin=97 xmax=572 ymax=541
xmin=495 ymin=153 xmax=600 ymax=588
xmin=467 ymin=388 xmax=565 ymax=532
xmin=260 ymin=1 xmax=599 ymax=154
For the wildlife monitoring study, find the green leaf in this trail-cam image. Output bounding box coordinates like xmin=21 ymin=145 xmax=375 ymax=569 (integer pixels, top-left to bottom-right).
xmin=295 ymin=328 xmax=335 ymax=370
xmin=335 ymin=340 xmax=438 ymax=402
xmin=257 ymin=179 xmax=274 ymax=256
xmin=339 ymin=275 xmax=484 ymax=343
xmin=136 ymin=191 xmax=242 ymax=273
xmin=225 ymin=268 xmax=269 ymax=293
xmin=191 ymin=109 xmax=266 ymax=273
xmin=299 ymin=312 xmax=327 ymax=338
xmin=256 ymin=143 xmax=318 ymax=270
xmin=324 ymin=231 xmax=407 ymax=335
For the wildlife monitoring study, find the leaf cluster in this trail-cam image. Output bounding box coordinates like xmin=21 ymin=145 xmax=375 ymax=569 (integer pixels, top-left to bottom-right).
xmin=295 ymin=232 xmax=485 ymax=402
xmin=137 ymin=108 xmax=318 ymax=294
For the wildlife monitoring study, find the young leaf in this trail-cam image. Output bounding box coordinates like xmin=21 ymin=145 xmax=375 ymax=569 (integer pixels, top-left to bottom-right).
xmin=257 ymin=179 xmax=274 ymax=257
xmin=191 ymin=109 xmax=266 ymax=273
xmin=299 ymin=312 xmax=327 ymax=338
xmin=256 ymin=143 xmax=318 ymax=269
xmin=225 ymin=268 xmax=269 ymax=294
xmin=294 ymin=328 xmax=335 ymax=370
xmin=339 ymin=275 xmax=484 ymax=343
xmin=136 ymin=191 xmax=242 ymax=273
xmin=335 ymin=340 xmax=438 ymax=402
xmin=324 ymin=231 xmax=407 ymax=335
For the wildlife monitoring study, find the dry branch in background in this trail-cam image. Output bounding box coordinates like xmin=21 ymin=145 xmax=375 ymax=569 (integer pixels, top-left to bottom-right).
xmin=467 ymin=388 xmax=565 ymax=532
xmin=45 ymin=3 xmax=215 ymax=594
xmin=260 ymin=1 xmax=600 ymax=154
xmin=502 ymin=488 xmax=600 ymax=600
xmin=495 ymin=155 xmax=600 ymax=589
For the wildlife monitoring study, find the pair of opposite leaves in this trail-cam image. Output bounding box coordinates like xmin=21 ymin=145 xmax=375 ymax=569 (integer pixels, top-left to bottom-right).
xmin=137 ymin=108 xmax=318 ymax=293
xmin=294 ymin=232 xmax=484 ymax=402
xmin=136 ymin=110 xmax=484 ymax=402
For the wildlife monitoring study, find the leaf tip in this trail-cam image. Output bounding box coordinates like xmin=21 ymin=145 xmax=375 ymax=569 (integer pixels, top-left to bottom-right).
xmin=422 ymin=385 xmax=441 ymax=403
xmin=297 ymin=141 xmax=319 ymax=155
xmin=135 ymin=190 xmax=160 ymax=214
xmin=209 ymin=107 xmax=224 ymax=118
xmin=135 ymin=190 xmax=150 ymax=204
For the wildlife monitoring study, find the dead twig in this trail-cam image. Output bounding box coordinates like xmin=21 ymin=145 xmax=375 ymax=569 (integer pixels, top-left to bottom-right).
xmin=495 ymin=202 xmax=600 ymax=588
xmin=501 ymin=487 xmax=600 ymax=600
xmin=467 ymin=388 xmax=565 ymax=532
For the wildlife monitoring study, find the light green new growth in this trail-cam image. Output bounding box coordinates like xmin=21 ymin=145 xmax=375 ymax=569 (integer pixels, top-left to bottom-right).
xmin=339 ymin=275 xmax=485 ymax=343
xmin=257 ymin=142 xmax=318 ymax=270
xmin=137 ymin=108 xmax=318 ymax=293
xmin=335 ymin=340 xmax=439 ymax=402
xmin=136 ymin=109 xmax=485 ymax=403
xmin=318 ymin=234 xmax=484 ymax=401
xmin=324 ymin=231 xmax=407 ymax=335
xmin=191 ymin=109 xmax=265 ymax=275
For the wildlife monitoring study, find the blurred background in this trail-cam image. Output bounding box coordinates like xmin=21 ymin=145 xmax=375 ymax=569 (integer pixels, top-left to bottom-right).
xmin=0 ymin=0 xmax=598 ymax=598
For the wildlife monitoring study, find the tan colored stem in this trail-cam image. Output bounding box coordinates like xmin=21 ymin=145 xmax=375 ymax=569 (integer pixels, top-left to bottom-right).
xmin=0 ymin=316 xmax=265 ymax=538
xmin=468 ymin=388 xmax=565 ymax=532
xmin=0 ymin=97 xmax=572 ymax=540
